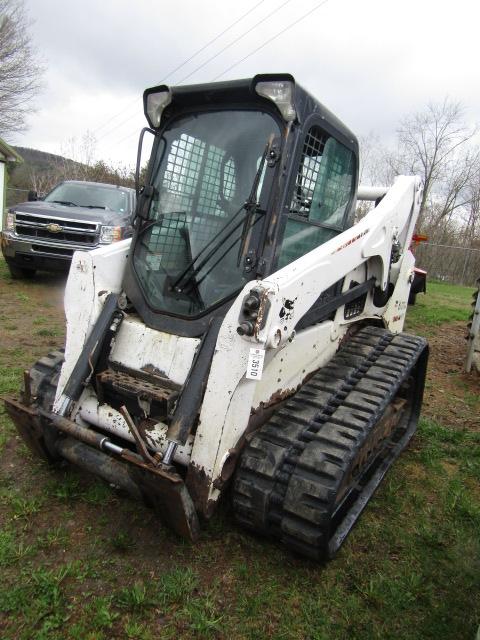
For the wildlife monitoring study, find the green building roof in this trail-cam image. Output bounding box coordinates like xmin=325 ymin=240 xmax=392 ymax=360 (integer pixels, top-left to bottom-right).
xmin=0 ymin=138 xmax=22 ymax=163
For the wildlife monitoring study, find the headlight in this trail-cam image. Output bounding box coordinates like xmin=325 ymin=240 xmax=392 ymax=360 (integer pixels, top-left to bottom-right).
xmin=100 ymin=225 xmax=123 ymax=243
xmin=144 ymin=86 xmax=171 ymax=128
xmin=255 ymin=79 xmax=296 ymax=122
xmin=6 ymin=211 xmax=15 ymax=231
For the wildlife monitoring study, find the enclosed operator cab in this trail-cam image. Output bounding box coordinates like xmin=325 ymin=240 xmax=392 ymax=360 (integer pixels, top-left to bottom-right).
xmin=124 ymin=74 xmax=359 ymax=336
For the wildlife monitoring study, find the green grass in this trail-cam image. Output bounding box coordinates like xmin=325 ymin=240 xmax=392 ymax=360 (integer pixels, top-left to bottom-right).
xmin=0 ymin=257 xmax=9 ymax=280
xmin=117 ymin=582 xmax=151 ymax=610
xmin=0 ymin=528 xmax=35 ymax=566
xmin=0 ymin=468 xmax=477 ymax=639
xmin=0 ymin=364 xmax=24 ymax=395
xmin=156 ymin=567 xmax=199 ymax=605
xmin=35 ymin=327 xmax=62 ymax=337
xmin=406 ymin=280 xmax=473 ymax=332
xmin=0 ymin=259 xmax=479 ymax=639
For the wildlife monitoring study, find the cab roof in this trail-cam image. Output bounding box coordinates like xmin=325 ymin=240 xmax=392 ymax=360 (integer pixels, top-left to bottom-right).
xmin=147 ymin=73 xmax=357 ymax=150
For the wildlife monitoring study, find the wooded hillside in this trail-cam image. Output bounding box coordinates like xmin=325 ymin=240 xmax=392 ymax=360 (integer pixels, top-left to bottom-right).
xmin=6 ymin=146 xmax=134 ymax=206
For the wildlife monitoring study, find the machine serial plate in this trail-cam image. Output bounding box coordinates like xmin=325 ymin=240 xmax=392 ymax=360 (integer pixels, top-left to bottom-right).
xmin=246 ymin=347 xmax=265 ymax=380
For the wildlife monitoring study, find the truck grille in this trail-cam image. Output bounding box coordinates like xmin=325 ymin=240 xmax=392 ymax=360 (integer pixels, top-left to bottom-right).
xmin=14 ymin=212 xmax=99 ymax=246
xmin=31 ymin=244 xmax=75 ymax=257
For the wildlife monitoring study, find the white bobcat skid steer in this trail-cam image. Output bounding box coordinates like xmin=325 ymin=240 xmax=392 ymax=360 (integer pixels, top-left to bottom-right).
xmin=5 ymin=74 xmax=428 ymax=559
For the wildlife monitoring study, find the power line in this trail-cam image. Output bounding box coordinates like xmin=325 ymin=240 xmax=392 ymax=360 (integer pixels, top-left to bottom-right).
xmin=95 ymin=104 xmax=143 ymax=144
xmin=213 ymin=0 xmax=331 ymax=80
xmin=176 ymin=0 xmax=293 ymax=85
xmin=92 ymin=96 xmax=138 ymax=136
xmin=112 ymin=124 xmax=146 ymax=149
xmin=159 ymin=0 xmax=267 ymax=84
xmin=110 ymin=0 xmax=333 ymax=151
xmin=106 ymin=0 xmax=297 ymax=149
xmin=424 ymin=242 xmax=480 ymax=253
xmin=94 ymin=0 xmax=266 ymax=139
xmin=100 ymin=0 xmax=294 ymax=146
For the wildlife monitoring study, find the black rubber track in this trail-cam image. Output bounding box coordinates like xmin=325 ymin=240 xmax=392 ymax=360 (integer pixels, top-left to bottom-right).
xmin=232 ymin=326 xmax=428 ymax=560
xmin=28 ymin=349 xmax=65 ymax=412
xmin=26 ymin=349 xmax=65 ymax=460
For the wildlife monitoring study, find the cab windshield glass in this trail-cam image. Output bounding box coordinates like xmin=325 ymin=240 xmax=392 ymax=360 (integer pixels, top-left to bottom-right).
xmin=133 ymin=109 xmax=280 ymax=317
xmin=44 ymin=183 xmax=130 ymax=212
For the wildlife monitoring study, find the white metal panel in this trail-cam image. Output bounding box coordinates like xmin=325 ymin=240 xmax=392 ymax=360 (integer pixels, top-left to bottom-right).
xmin=191 ymin=322 xmax=343 ymax=509
xmin=250 ymin=176 xmax=421 ymax=352
xmin=110 ymin=316 xmax=199 ymax=385
xmin=54 ymin=239 xmax=131 ymax=409
xmin=383 ymin=250 xmax=415 ymax=333
xmin=357 ymin=185 xmax=388 ymax=201
xmin=191 ymin=176 xmax=422 ymax=509
xmin=252 ymin=321 xmax=341 ymax=409
xmin=189 ymin=288 xmax=259 ymax=499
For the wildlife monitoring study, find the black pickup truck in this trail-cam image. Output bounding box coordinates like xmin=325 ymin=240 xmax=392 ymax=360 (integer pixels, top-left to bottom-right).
xmin=1 ymin=180 xmax=136 ymax=278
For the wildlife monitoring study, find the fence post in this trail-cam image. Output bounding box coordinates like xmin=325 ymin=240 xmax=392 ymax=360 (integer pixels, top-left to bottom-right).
xmin=460 ymin=249 xmax=470 ymax=285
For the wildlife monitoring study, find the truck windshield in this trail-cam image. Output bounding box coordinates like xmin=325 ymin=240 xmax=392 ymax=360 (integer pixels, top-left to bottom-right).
xmin=133 ymin=109 xmax=280 ymax=317
xmin=44 ymin=183 xmax=130 ymax=212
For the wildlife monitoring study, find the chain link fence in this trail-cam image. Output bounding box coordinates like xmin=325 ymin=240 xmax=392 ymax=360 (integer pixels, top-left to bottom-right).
xmin=414 ymin=242 xmax=480 ymax=286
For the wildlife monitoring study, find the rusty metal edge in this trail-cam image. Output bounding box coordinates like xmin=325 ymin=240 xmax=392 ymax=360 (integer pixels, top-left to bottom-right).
xmin=4 ymin=394 xmax=200 ymax=541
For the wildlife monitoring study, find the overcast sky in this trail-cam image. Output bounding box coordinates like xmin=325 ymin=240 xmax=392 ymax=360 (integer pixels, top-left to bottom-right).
xmin=15 ymin=0 xmax=480 ymax=170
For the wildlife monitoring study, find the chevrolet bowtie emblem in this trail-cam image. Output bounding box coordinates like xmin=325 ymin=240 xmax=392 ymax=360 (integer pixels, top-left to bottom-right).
xmin=46 ymin=223 xmax=63 ymax=233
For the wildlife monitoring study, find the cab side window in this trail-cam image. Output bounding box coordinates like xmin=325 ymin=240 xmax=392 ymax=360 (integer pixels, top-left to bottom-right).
xmin=277 ymin=126 xmax=355 ymax=269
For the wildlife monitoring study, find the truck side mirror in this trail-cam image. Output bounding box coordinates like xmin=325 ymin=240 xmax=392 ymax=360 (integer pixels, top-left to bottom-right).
xmin=27 ymin=190 xmax=38 ymax=201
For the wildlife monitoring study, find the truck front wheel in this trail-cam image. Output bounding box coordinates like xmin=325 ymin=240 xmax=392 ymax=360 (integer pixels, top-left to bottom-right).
xmin=7 ymin=262 xmax=37 ymax=279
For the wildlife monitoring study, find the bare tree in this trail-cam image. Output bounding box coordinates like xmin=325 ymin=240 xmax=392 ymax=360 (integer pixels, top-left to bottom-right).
xmin=0 ymin=0 xmax=44 ymax=138
xmin=436 ymin=149 xmax=480 ymax=224
xmin=28 ymin=166 xmax=58 ymax=195
xmin=393 ymin=99 xmax=476 ymax=219
xmin=27 ymin=132 xmax=136 ymax=195
xmin=59 ymin=132 xmax=99 ymax=179
xmin=358 ymin=132 xmax=395 ymax=186
xmin=460 ymin=165 xmax=480 ymax=250
xmin=357 ymin=101 xmax=480 ymax=284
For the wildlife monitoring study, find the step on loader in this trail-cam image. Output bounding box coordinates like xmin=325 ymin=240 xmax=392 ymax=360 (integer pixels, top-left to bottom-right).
xmin=5 ymin=74 xmax=428 ymax=559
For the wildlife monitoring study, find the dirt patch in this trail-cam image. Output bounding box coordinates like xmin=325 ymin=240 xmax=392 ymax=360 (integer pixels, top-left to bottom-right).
xmin=0 ymin=272 xmax=66 ymax=346
xmin=422 ymin=321 xmax=480 ymax=431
